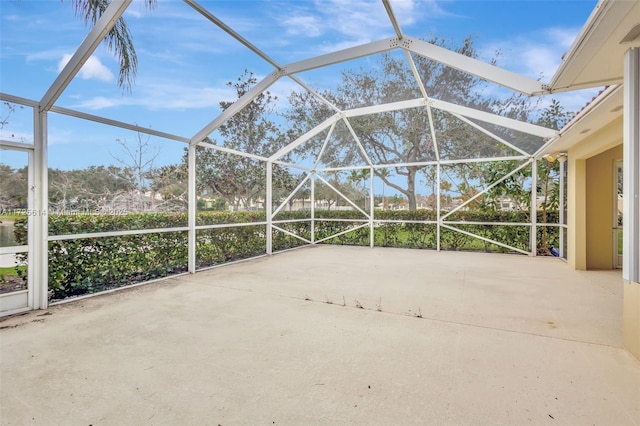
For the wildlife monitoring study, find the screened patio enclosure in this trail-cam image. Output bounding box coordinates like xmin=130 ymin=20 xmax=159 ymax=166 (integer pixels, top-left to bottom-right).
xmin=0 ymin=0 xmax=589 ymax=315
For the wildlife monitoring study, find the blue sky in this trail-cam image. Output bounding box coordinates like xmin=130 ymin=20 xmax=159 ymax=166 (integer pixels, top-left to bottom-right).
xmin=1 ymin=0 xmax=600 ymax=171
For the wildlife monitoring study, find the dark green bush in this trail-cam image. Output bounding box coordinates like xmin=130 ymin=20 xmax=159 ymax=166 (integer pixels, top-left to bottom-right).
xmin=13 ymin=208 xmax=560 ymax=301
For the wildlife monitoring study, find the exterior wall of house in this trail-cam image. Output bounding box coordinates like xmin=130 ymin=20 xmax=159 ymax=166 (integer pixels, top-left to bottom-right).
xmin=567 ymin=117 xmax=623 ymax=271
xmin=624 ymin=281 xmax=640 ymax=360
xmin=586 ymin=145 xmax=623 ymax=269
xmin=565 ymin=115 xmax=640 ymax=361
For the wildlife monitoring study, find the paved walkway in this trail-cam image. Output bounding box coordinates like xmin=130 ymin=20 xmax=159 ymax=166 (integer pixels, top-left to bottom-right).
xmin=1 ymin=246 xmax=638 ymax=425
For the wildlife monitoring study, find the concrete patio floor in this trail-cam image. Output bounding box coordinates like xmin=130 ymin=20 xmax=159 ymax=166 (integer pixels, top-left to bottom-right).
xmin=1 ymin=245 xmax=639 ymax=425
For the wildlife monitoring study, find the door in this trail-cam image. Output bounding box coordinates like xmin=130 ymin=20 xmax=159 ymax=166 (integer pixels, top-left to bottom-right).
xmin=0 ymin=143 xmax=34 ymax=315
xmin=614 ymin=160 xmax=623 ymax=269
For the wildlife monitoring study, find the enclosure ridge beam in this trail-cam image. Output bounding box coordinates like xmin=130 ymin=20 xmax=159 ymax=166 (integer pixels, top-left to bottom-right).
xmin=287 ymin=75 xmax=342 ymax=114
xmin=342 ymin=117 xmax=374 ymax=166
xmin=269 ymin=114 xmax=342 ymax=161
xmin=184 ymin=0 xmax=282 ymax=70
xmin=314 ymin=123 xmax=337 ymax=169
xmin=272 ymin=160 xmax=313 ymax=172
xmin=316 ymin=155 xmax=527 ymax=172
xmin=403 ymin=50 xmax=429 ymax=99
xmin=429 ymin=98 xmax=557 ymax=139
xmin=283 ymin=38 xmax=399 ymax=75
xmin=191 ymin=70 xmax=281 ymax=145
xmin=450 ymin=112 xmax=530 ymax=156
xmin=426 ymin=106 xmax=440 ymax=161
xmin=318 ymin=164 xmax=388 ymax=172
xmin=382 ymin=0 xmax=403 ymax=40
xmin=50 ymin=105 xmax=190 ymax=144
xmin=401 ymin=50 xmax=441 ymax=160
xmin=197 ymin=141 xmax=269 ymax=162
xmin=406 ymin=36 xmax=548 ymax=96
xmin=344 ymin=98 xmax=426 ymax=117
xmin=40 ymin=0 xmax=132 ymax=112
xmin=441 ymin=160 xmax=531 ymax=220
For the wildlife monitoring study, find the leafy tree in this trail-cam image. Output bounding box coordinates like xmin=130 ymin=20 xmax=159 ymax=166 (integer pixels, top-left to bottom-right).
xmin=48 ymin=166 xmax=135 ymax=211
xmin=191 ymin=70 xmax=293 ymax=210
xmin=348 ymin=168 xmax=370 ymax=208
xmin=0 ymin=165 xmax=28 ymax=209
xmin=287 ymin=37 xmax=537 ymax=209
xmin=110 ymin=130 xmax=161 ymax=211
xmin=148 ymin=164 xmax=189 ymax=211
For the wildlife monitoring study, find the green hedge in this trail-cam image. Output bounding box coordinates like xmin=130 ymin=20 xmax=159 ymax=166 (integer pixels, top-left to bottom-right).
xmin=14 ymin=209 xmax=559 ymax=301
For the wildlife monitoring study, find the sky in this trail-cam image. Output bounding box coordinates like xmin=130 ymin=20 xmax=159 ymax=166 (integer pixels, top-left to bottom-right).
xmin=0 ymin=0 xmax=601 ymax=172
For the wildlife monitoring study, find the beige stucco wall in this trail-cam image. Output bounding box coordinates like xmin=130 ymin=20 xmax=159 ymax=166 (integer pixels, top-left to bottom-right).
xmin=567 ymin=158 xmax=587 ymax=270
xmin=585 ymin=145 xmax=623 ymax=269
xmin=564 ymin=115 xmax=639 ymax=362
xmin=624 ymin=281 xmax=640 ymax=361
xmin=567 ymin=117 xmax=623 ymax=271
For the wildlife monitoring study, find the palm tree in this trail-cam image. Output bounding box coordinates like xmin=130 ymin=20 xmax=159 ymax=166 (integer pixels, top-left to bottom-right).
xmin=348 ymin=169 xmax=370 ymax=208
xmin=71 ymin=0 xmax=156 ymax=92
xmin=376 ymin=168 xmax=391 ymax=210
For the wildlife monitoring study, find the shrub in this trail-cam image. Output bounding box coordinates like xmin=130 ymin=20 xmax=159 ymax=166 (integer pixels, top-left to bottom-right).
xmin=13 ymin=209 xmax=559 ymax=301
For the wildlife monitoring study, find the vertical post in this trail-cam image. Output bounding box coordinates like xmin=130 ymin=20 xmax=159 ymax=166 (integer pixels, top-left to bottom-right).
xmin=188 ymin=143 xmax=196 ymax=273
xmin=530 ymin=158 xmax=538 ymax=256
xmin=27 ymin=149 xmax=35 ymax=309
xmin=266 ymin=161 xmax=273 ymax=255
xmin=369 ymin=167 xmax=374 ymax=248
xmin=311 ymin=172 xmax=315 ymax=244
xmin=436 ymin=163 xmax=441 ymax=251
xmin=33 ymin=109 xmax=48 ymax=310
xmin=623 ymin=47 xmax=640 ymax=283
xmin=559 ymin=158 xmax=566 ymax=259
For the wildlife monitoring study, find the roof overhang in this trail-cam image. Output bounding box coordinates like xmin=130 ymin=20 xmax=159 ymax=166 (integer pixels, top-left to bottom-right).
xmin=540 ymin=85 xmax=623 ymax=156
xmin=548 ymin=0 xmax=640 ymax=93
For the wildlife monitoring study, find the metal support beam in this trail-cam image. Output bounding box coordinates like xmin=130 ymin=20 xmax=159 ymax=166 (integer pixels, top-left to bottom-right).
xmin=436 ymin=163 xmax=441 ymax=251
xmin=559 ymin=158 xmax=566 ymax=259
xmin=369 ymin=167 xmax=375 ymax=248
xmin=184 ymin=0 xmax=281 ymax=70
xmin=40 ymin=0 xmax=131 ymax=111
xmin=270 ymin=114 xmax=341 ymax=162
xmin=266 ymin=161 xmax=273 ymax=255
xmin=623 ymin=48 xmax=640 ymax=283
xmin=406 ymin=36 xmax=547 ymax=96
xmin=343 ymin=97 xmax=556 ymax=139
xmin=191 ymin=71 xmax=280 ymax=144
xmin=311 ymin=173 xmax=316 ymax=244
xmin=382 ymin=0 xmax=403 ymax=40
xmin=50 ymin=105 xmax=190 ymax=144
xmin=283 ymin=39 xmax=399 ymax=75
xmin=530 ymin=159 xmax=537 ymax=256
xmin=33 ymin=110 xmax=48 ymax=309
xmin=188 ymin=143 xmax=196 ymax=273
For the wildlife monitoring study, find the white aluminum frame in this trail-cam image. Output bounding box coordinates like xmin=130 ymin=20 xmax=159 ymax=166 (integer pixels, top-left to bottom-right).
xmin=0 ymin=0 xmax=570 ymax=312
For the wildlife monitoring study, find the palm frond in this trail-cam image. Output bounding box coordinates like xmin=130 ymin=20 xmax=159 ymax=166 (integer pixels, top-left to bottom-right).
xmin=71 ymin=0 xmax=156 ymax=92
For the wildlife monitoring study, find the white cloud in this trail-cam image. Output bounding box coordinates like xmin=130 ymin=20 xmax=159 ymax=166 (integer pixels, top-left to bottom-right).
xmin=480 ymin=26 xmax=583 ymax=81
xmin=57 ymin=54 xmax=114 ymax=82
xmin=71 ymin=79 xmax=235 ymax=111
xmin=283 ymin=15 xmax=323 ymax=37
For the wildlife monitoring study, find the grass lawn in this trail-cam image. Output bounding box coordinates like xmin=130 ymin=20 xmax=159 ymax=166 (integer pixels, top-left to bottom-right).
xmin=0 ymin=265 xmax=26 ymax=277
xmin=0 ymin=213 xmax=26 ymax=222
